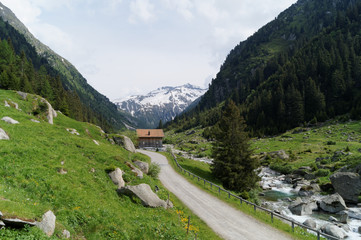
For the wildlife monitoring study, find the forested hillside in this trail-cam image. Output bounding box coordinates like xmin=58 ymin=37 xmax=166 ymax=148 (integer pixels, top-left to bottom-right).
xmin=0 ymin=3 xmax=130 ymax=132
xmin=167 ymin=0 xmax=361 ymax=135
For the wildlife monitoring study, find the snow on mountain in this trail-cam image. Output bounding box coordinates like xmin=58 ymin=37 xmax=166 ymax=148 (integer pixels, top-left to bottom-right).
xmin=113 ymin=84 xmax=207 ymax=128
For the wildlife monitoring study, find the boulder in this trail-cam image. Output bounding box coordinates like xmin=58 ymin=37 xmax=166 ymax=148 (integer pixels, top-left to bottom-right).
xmin=346 ymin=208 xmax=361 ymax=220
xmin=113 ymin=135 xmax=136 ymax=153
xmin=66 ymin=128 xmax=80 ymax=135
xmin=319 ymin=193 xmax=347 ymax=213
xmin=298 ymin=184 xmax=320 ymax=197
xmin=133 ymin=160 xmax=149 ymax=174
xmin=338 ymin=211 xmax=348 ymax=224
xmin=93 ymin=140 xmax=99 ymax=145
xmin=40 ymin=98 xmax=57 ymax=124
xmin=126 ymin=162 xmax=143 ymax=179
xmin=330 ymin=172 xmax=361 ymax=203
xmin=36 ymin=210 xmax=56 ymax=237
xmin=108 ymin=168 xmax=125 ymax=188
xmin=2 ymin=218 xmax=36 ymax=228
xmin=1 ymin=117 xmax=19 ymax=124
xmin=118 ymin=184 xmax=168 ymax=208
xmin=0 ymin=128 xmax=9 ymax=140
xmin=303 ymin=219 xmax=317 ymax=229
xmin=4 ymin=100 xmax=10 ymax=107
xmin=268 ymin=150 xmax=289 ymax=160
xmin=17 ymin=91 xmax=27 ymax=100
xmin=321 ymin=223 xmax=348 ymax=239
xmin=328 ymin=216 xmax=338 ymax=222
xmin=288 ymin=198 xmax=317 ymax=215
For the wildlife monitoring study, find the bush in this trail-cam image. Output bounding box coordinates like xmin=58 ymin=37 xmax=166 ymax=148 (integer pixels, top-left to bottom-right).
xmin=269 ymin=162 xmax=294 ymax=174
xmin=326 ymin=141 xmax=336 ymax=145
xmin=315 ymin=169 xmax=330 ymax=177
xmin=148 ymin=163 xmax=161 ymax=179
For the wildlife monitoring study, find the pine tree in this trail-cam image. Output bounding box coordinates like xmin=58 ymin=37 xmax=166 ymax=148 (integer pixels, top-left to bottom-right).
xmin=157 ymin=119 xmax=163 ymax=129
xmin=211 ymin=100 xmax=259 ymax=192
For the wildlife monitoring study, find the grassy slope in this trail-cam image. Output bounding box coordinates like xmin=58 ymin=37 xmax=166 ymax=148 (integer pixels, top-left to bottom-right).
xmin=0 ymin=89 xmax=220 ymax=240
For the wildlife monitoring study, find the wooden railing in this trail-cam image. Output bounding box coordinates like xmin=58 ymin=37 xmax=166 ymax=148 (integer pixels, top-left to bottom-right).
xmin=170 ymin=152 xmax=340 ymax=240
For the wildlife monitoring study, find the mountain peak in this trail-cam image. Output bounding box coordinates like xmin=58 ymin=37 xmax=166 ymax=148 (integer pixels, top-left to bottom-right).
xmin=114 ymin=84 xmax=207 ymax=128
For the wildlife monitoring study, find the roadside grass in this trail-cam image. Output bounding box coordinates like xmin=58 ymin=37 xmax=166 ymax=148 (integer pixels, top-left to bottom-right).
xmin=161 ymin=152 xmax=324 ymax=240
xmin=0 ymin=89 xmax=219 ymax=239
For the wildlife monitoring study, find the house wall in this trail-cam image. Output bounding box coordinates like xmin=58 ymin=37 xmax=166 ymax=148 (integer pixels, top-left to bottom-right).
xmin=138 ymin=137 xmax=163 ymax=148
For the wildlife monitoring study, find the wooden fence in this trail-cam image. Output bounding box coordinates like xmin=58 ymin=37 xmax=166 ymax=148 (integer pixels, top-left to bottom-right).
xmin=170 ymin=153 xmax=340 ymax=240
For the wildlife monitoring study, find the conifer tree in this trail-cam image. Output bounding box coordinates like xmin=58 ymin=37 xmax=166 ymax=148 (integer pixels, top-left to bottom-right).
xmin=211 ymin=100 xmax=259 ymax=192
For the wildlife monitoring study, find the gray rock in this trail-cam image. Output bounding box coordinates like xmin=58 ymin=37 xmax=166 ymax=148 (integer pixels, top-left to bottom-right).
xmin=113 ymin=135 xmax=136 ymax=153
xmin=30 ymin=119 xmax=40 ymax=123
xmin=36 ymin=210 xmax=56 ymax=237
xmin=329 ymin=216 xmax=338 ymax=222
xmin=338 ymin=211 xmax=348 ymax=223
xmin=288 ymin=198 xmax=317 ymax=215
xmin=4 ymin=100 xmax=10 ymax=107
xmin=330 ymin=172 xmax=361 ymax=203
xmin=358 ymin=226 xmax=361 ymax=234
xmin=346 ymin=208 xmax=361 ymax=220
xmin=0 ymin=220 xmax=4 ymax=228
xmin=66 ymin=128 xmax=79 ymax=135
xmin=2 ymin=218 xmax=37 ymax=228
xmin=303 ymin=219 xmax=317 ymax=229
xmin=133 ymin=160 xmax=149 ymax=174
xmin=319 ymin=193 xmax=347 ymax=213
xmin=62 ymin=229 xmax=70 ymax=239
xmin=321 ymin=224 xmax=348 ymax=239
xmin=0 ymin=128 xmax=9 ymax=140
xmin=0 ymin=211 xmax=3 ymax=218
xmin=40 ymin=98 xmax=57 ymax=125
xmin=108 ymin=168 xmax=125 ymax=188
xmin=1 ymin=117 xmax=19 ymax=124
xmin=17 ymin=91 xmax=27 ymax=100
xmin=118 ymin=184 xmax=168 ymax=208
xmin=268 ymin=150 xmax=289 ymax=160
xmin=126 ymin=162 xmax=143 ymax=179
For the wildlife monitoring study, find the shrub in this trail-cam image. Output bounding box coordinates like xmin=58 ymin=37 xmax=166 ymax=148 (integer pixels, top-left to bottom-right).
xmin=326 ymin=141 xmax=336 ymax=145
xmin=269 ymin=162 xmax=293 ymax=174
xmin=148 ymin=163 xmax=161 ymax=179
xmin=315 ymin=169 xmax=330 ymax=177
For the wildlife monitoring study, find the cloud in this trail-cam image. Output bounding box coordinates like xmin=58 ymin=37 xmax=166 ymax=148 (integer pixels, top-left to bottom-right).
xmin=129 ymin=0 xmax=155 ymax=23
xmin=161 ymin=0 xmax=194 ymax=21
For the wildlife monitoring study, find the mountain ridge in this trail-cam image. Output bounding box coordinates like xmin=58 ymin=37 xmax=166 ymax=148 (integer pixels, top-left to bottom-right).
xmin=114 ymin=84 xmax=207 ymax=128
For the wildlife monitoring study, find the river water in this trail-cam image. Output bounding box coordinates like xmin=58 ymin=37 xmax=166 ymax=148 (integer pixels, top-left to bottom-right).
xmin=259 ymin=167 xmax=361 ymax=239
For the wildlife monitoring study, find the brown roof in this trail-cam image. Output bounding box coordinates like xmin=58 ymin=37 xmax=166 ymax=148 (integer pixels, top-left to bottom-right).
xmin=136 ymin=129 xmax=164 ymax=138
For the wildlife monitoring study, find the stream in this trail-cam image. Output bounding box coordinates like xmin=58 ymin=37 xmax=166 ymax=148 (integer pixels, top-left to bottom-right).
xmin=258 ymin=167 xmax=361 ymax=239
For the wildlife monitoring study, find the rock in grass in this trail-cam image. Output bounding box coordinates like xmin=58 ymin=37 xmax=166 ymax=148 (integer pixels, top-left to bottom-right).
xmin=113 ymin=135 xmax=136 ymax=153
xmin=40 ymin=98 xmax=57 ymax=125
xmin=126 ymin=162 xmax=143 ymax=179
xmin=133 ymin=160 xmax=149 ymax=174
xmin=30 ymin=119 xmax=40 ymax=123
xmin=1 ymin=117 xmax=19 ymax=124
xmin=118 ymin=184 xmax=168 ymax=208
xmin=2 ymin=218 xmax=36 ymax=228
xmin=0 ymin=128 xmax=9 ymax=140
xmin=4 ymin=100 xmax=10 ymax=107
xmin=108 ymin=168 xmax=125 ymax=188
xmin=17 ymin=91 xmax=27 ymax=100
xmin=36 ymin=210 xmax=56 ymax=237
xmin=93 ymin=139 xmax=99 ymax=145
xmin=62 ymin=229 xmax=71 ymax=239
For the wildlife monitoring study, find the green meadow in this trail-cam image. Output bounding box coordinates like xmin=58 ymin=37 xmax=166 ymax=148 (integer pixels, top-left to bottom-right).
xmin=0 ymin=89 xmax=220 ymax=240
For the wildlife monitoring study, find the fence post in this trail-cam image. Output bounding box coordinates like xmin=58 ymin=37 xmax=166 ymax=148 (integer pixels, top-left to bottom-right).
xmin=240 ymin=199 xmax=242 ymax=205
xmin=204 ymin=180 xmax=205 ymax=186
xmin=228 ymin=192 xmax=230 ymax=198
xmin=271 ymin=212 xmax=273 ymax=223
xmin=292 ymin=222 xmax=294 ymax=232
xmin=317 ymin=231 xmax=320 ymax=240
xmin=254 ymin=205 xmax=256 ymax=212
xmin=210 ymin=183 xmax=212 ymax=189
xmin=187 ymin=216 xmax=191 ymax=235
xmin=218 ymin=187 xmax=220 ymax=194
xmin=198 ymin=177 xmax=200 ymax=181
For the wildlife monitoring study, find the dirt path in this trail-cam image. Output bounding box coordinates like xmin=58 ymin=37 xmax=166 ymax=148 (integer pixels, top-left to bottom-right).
xmin=138 ymin=150 xmax=293 ymax=240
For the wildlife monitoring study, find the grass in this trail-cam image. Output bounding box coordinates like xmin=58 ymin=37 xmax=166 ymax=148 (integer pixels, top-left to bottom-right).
xmin=0 ymin=89 xmax=220 ymax=240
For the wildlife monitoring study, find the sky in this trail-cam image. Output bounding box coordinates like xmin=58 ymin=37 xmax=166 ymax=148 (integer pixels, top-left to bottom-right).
xmin=1 ymin=0 xmax=297 ymax=100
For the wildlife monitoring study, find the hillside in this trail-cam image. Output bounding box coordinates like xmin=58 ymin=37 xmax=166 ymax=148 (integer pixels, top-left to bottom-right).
xmin=114 ymin=84 xmax=207 ymax=128
xmin=0 ymin=2 xmax=130 ymax=131
xmin=0 ymin=89 xmax=219 ymax=239
xmin=168 ymin=0 xmax=361 ymax=135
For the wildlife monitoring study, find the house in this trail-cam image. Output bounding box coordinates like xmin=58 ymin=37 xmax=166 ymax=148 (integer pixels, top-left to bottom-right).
xmin=136 ymin=129 xmax=164 ymax=148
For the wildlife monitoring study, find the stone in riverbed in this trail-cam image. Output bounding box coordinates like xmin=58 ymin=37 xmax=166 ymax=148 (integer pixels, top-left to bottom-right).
xmin=303 ymin=219 xmax=317 ymax=229
xmin=330 ymin=172 xmax=361 ymax=204
xmin=319 ymin=193 xmax=347 ymax=213
xmin=321 ymin=223 xmax=348 ymax=239
xmin=288 ymin=198 xmax=317 ymax=216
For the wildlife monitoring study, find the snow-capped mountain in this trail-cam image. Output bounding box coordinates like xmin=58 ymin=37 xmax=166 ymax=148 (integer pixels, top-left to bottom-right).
xmin=113 ymin=84 xmax=207 ymax=128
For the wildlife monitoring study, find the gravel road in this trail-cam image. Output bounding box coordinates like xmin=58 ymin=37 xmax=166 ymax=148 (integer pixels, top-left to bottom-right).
xmin=138 ymin=150 xmax=293 ymax=240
